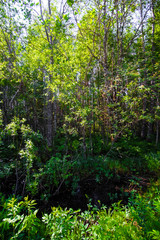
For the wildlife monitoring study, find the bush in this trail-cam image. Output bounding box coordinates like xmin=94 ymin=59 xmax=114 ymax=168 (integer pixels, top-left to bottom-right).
xmin=0 ymin=186 xmax=159 ymax=240
xmin=145 ymin=152 xmax=160 ymax=174
xmin=0 ymin=117 xmax=46 ymax=196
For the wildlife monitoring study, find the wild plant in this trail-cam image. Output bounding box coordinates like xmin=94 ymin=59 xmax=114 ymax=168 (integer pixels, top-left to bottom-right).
xmin=1 ymin=196 xmax=41 ymax=240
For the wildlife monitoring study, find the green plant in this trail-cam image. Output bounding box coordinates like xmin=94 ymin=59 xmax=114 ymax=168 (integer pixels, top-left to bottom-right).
xmin=145 ymin=152 xmax=160 ymax=174
xmin=0 ymin=187 xmax=160 ymax=240
xmin=129 ymin=184 xmax=160 ymax=239
xmin=94 ymin=202 xmax=144 ymax=240
xmin=43 ymin=155 xmax=74 ymax=194
xmin=0 ymin=117 xmax=45 ymax=196
xmin=42 ymin=205 xmax=98 ymax=240
xmin=1 ymin=196 xmax=41 ymax=240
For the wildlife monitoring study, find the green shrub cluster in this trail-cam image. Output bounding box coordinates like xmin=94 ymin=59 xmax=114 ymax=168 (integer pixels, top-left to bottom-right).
xmin=0 ymin=117 xmax=46 ymax=196
xmin=1 ymin=118 xmax=160 ymax=200
xmin=0 ymin=186 xmax=159 ymax=240
xmin=0 ymin=118 xmax=160 ymax=240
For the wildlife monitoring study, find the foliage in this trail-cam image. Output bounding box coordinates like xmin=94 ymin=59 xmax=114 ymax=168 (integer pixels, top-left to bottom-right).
xmin=145 ymin=152 xmax=160 ymax=175
xmin=0 ymin=0 xmax=160 ymax=238
xmin=0 ymin=186 xmax=160 ymax=239
xmin=0 ymin=117 xmax=46 ymax=196
xmin=129 ymin=181 xmax=160 ymax=239
xmin=0 ymin=196 xmax=41 ymax=240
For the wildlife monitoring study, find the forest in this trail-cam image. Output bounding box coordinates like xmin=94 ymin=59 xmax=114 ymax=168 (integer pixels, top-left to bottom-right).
xmin=0 ymin=0 xmax=160 ymax=239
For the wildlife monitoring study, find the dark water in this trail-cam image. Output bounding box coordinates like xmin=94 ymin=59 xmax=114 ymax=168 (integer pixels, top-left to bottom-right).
xmin=37 ymin=174 xmax=148 ymax=214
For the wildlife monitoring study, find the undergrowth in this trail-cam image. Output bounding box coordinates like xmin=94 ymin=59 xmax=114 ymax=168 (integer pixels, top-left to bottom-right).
xmin=0 ymin=181 xmax=159 ymax=240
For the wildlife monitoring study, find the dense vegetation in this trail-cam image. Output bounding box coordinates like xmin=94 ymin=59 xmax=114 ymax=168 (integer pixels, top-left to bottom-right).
xmin=0 ymin=0 xmax=160 ymax=239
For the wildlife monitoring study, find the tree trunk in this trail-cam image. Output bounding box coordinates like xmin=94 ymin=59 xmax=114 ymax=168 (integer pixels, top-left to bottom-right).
xmin=147 ymin=0 xmax=155 ymax=140
xmin=46 ymin=88 xmax=53 ymax=147
xmin=140 ymin=0 xmax=147 ymax=139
